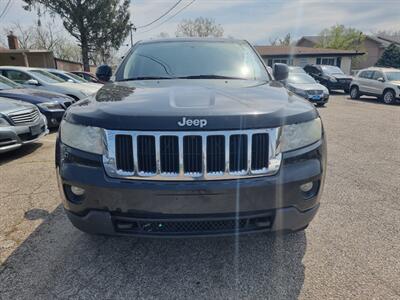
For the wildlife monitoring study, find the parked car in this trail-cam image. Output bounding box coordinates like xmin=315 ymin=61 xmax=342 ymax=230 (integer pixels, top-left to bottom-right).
xmin=288 ymin=66 xmax=306 ymax=73
xmin=0 ymin=97 xmax=48 ymax=153
xmin=0 ymin=75 xmax=74 ymax=128
xmin=304 ymin=64 xmax=352 ymax=93
xmin=71 ymin=71 xmax=103 ymax=84
xmin=0 ymin=66 xmax=99 ymax=101
xmin=46 ymin=69 xmax=102 ymax=89
xmin=57 ymin=38 xmax=326 ymax=237
xmin=349 ymin=67 xmax=400 ymax=104
xmin=285 ymin=72 xmax=329 ymax=106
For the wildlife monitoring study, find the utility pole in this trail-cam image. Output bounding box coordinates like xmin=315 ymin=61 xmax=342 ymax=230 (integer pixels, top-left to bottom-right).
xmin=129 ymin=23 xmax=136 ymax=47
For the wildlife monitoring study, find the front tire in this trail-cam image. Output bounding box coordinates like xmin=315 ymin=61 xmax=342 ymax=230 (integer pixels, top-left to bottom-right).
xmin=382 ymin=89 xmax=396 ymax=104
xmin=350 ymin=86 xmax=359 ymax=99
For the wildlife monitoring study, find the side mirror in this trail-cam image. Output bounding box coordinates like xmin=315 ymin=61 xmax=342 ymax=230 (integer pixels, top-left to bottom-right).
xmin=96 ymin=64 xmax=112 ymax=83
xmin=26 ymin=79 xmax=39 ymax=86
xmin=377 ymin=77 xmax=385 ymax=82
xmin=273 ymin=63 xmax=289 ymax=81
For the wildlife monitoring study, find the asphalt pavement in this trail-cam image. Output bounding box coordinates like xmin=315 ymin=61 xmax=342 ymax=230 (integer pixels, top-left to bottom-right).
xmin=0 ymin=94 xmax=399 ymax=299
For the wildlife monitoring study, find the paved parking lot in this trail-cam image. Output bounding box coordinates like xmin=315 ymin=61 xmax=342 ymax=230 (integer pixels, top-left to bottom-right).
xmin=0 ymin=94 xmax=399 ymax=299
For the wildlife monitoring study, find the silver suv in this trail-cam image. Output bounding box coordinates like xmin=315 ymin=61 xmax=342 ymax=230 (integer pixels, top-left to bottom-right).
xmin=350 ymin=67 xmax=400 ymax=104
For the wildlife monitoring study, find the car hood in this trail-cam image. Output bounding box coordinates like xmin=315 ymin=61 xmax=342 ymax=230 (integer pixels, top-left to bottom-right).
xmin=52 ymin=82 xmax=100 ymax=95
xmin=331 ymin=74 xmax=352 ymax=80
xmin=0 ymin=88 xmax=72 ymax=104
xmin=289 ymin=83 xmax=328 ymax=92
xmin=65 ymin=80 xmax=318 ymax=131
xmin=0 ymin=97 xmax=35 ymax=114
xmin=389 ymin=80 xmax=400 ymax=85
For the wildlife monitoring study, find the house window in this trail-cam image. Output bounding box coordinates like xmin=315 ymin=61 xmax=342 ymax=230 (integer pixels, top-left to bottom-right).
xmin=272 ymin=58 xmax=293 ymax=65
xmin=316 ymin=57 xmax=336 ymax=65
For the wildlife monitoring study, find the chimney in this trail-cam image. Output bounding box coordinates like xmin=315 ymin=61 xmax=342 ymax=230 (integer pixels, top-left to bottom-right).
xmin=7 ymin=31 xmax=19 ymax=49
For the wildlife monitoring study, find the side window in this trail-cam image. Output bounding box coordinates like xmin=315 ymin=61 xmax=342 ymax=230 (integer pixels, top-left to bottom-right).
xmin=359 ymin=70 xmax=373 ymax=79
xmin=372 ymin=71 xmax=384 ymax=80
xmin=3 ymin=70 xmax=32 ymax=84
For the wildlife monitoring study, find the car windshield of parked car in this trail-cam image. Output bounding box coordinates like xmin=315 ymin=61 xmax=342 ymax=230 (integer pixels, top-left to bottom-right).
xmin=67 ymin=72 xmax=88 ymax=83
xmin=287 ymin=73 xmax=316 ymax=84
xmin=321 ymin=65 xmax=344 ymax=75
xmin=0 ymin=75 xmax=21 ymax=90
xmin=120 ymin=41 xmax=269 ymax=81
xmin=385 ymin=71 xmax=400 ymax=81
xmin=30 ymin=70 xmax=65 ymax=84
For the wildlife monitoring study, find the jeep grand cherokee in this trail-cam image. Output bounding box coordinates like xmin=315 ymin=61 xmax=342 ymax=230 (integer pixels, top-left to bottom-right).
xmin=56 ymin=38 xmax=327 ymax=237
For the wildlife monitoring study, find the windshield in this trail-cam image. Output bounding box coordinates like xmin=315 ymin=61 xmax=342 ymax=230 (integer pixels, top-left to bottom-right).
xmin=321 ymin=65 xmax=344 ymax=75
xmin=30 ymin=70 xmax=65 ymax=83
xmin=67 ymin=72 xmax=88 ymax=83
xmin=385 ymin=71 xmax=400 ymax=81
xmin=0 ymin=75 xmax=20 ymax=90
xmin=118 ymin=41 xmax=269 ymax=81
xmin=288 ymin=73 xmax=316 ymax=84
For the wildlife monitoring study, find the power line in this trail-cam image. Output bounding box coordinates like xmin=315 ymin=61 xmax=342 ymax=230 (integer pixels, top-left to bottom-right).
xmin=136 ymin=0 xmax=183 ymax=29
xmin=0 ymin=0 xmax=12 ymax=20
xmin=137 ymin=0 xmax=196 ymax=34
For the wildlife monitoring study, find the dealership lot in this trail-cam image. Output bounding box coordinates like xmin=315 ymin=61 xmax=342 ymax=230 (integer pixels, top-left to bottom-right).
xmin=0 ymin=94 xmax=399 ymax=299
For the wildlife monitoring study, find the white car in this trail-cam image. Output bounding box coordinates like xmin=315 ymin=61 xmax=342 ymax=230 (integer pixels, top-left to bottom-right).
xmin=350 ymin=67 xmax=400 ymax=104
xmin=0 ymin=66 xmax=99 ymax=101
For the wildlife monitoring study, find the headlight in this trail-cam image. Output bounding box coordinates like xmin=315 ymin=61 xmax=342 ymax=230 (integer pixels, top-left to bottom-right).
xmin=293 ymin=88 xmax=307 ymax=97
xmin=60 ymin=120 xmax=104 ymax=154
xmin=37 ymin=101 xmax=64 ymax=110
xmin=329 ymin=77 xmax=337 ymax=83
xmin=0 ymin=116 xmax=10 ymax=127
xmin=281 ymin=118 xmax=322 ymax=152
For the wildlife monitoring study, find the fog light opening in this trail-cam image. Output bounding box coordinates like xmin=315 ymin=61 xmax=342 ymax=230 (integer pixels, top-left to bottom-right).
xmin=71 ymin=186 xmax=85 ymax=196
xmin=300 ymin=182 xmax=313 ymax=193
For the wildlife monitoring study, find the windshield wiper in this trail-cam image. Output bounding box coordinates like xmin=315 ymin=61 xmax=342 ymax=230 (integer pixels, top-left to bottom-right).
xmin=175 ymin=75 xmax=246 ymax=80
xmin=120 ymin=76 xmax=173 ymax=81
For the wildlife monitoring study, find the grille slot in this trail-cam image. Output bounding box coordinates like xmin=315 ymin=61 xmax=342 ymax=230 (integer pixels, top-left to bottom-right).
xmin=8 ymin=109 xmax=39 ymax=125
xmin=229 ymin=134 xmax=248 ymax=172
xmin=104 ymin=128 xmax=282 ymax=180
xmin=137 ymin=136 xmax=156 ymax=174
xmin=115 ymin=135 xmax=134 ymax=172
xmin=183 ymin=136 xmax=202 ymax=174
xmin=207 ymin=135 xmax=225 ymax=173
xmin=251 ymin=133 xmax=269 ymax=171
xmin=160 ymin=136 xmax=179 ymax=174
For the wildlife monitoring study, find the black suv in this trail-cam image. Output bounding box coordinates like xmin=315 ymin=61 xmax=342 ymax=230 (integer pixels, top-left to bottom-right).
xmin=56 ymin=38 xmax=326 ymax=237
xmin=304 ymin=64 xmax=352 ymax=93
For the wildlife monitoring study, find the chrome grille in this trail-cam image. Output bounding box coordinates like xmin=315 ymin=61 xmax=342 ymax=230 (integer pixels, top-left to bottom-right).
xmin=8 ymin=109 xmax=40 ymax=125
xmin=306 ymin=90 xmax=323 ymax=95
xmin=103 ymin=128 xmax=282 ymax=181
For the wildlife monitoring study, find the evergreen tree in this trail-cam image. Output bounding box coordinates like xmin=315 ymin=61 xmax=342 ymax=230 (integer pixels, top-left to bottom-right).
xmin=376 ymin=43 xmax=400 ymax=68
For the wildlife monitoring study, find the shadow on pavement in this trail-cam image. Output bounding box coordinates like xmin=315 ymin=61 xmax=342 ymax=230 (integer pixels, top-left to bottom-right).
xmin=0 ymin=142 xmax=43 ymax=166
xmin=0 ymin=205 xmax=307 ymax=299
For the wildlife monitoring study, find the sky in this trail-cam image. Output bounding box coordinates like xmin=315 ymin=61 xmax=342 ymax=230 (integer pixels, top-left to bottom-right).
xmin=1 ymin=0 xmax=399 ymax=52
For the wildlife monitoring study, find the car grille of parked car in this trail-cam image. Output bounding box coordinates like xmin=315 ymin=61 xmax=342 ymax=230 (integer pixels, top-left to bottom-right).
xmin=306 ymin=90 xmax=324 ymax=95
xmin=338 ymin=79 xmax=351 ymax=83
xmin=8 ymin=109 xmax=40 ymax=125
xmin=103 ymin=128 xmax=282 ymax=181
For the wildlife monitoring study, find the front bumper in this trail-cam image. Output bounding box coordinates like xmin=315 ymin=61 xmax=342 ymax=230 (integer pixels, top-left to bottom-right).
xmin=327 ymin=81 xmax=351 ymax=91
xmin=0 ymin=115 xmax=48 ymax=154
xmin=56 ymin=137 xmax=327 ymax=237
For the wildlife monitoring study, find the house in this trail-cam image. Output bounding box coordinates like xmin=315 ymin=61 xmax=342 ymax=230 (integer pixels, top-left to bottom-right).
xmin=296 ymin=35 xmax=400 ymax=69
xmin=254 ymin=45 xmax=364 ymax=74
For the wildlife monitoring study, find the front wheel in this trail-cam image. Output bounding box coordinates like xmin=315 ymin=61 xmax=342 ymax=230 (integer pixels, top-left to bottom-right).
xmin=382 ymin=89 xmax=396 ymax=104
xmin=350 ymin=86 xmax=359 ymax=99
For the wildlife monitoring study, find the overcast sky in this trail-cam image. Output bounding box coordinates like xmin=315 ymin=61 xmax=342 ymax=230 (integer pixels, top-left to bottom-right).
xmin=1 ymin=0 xmax=399 ymax=52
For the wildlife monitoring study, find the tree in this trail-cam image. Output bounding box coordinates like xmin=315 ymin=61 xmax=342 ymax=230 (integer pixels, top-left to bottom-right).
xmin=2 ymin=22 xmax=82 ymax=62
xmin=316 ymin=24 xmax=365 ymax=52
xmin=269 ymin=33 xmax=292 ymax=46
xmin=176 ymin=17 xmax=223 ymax=38
xmin=23 ymin=0 xmax=131 ymax=71
xmin=375 ymin=43 xmax=400 ymax=68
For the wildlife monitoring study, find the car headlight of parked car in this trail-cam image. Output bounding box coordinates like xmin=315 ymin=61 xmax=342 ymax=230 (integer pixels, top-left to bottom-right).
xmin=280 ymin=118 xmax=322 ymax=152
xmin=37 ymin=101 xmax=64 ymax=110
xmin=0 ymin=116 xmax=11 ymax=127
xmin=60 ymin=120 xmax=104 ymax=155
xmin=328 ymin=76 xmax=337 ymax=83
